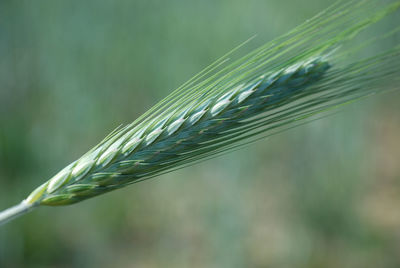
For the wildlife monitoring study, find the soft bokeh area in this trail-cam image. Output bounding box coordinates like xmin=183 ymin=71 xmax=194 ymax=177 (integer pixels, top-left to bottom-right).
xmin=1 ymin=0 xmax=400 ymax=267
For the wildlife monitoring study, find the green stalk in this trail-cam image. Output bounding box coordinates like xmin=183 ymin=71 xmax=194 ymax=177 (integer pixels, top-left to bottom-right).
xmin=0 ymin=201 xmax=36 ymax=226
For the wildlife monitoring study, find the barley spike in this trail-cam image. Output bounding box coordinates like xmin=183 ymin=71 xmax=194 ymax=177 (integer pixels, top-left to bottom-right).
xmin=1 ymin=0 xmax=400 ymax=225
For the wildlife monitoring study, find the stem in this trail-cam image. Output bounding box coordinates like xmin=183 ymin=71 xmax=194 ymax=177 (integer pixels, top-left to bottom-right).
xmin=0 ymin=201 xmax=36 ymax=226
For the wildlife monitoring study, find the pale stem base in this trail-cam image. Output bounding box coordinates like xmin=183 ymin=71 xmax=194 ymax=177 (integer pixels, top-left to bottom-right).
xmin=0 ymin=201 xmax=36 ymax=226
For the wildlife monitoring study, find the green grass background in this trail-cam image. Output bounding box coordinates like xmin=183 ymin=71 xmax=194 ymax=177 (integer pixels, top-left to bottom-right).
xmin=1 ymin=0 xmax=400 ymax=267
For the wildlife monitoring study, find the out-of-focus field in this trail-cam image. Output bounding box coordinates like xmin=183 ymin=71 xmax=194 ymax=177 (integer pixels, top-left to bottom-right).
xmin=1 ymin=0 xmax=399 ymax=267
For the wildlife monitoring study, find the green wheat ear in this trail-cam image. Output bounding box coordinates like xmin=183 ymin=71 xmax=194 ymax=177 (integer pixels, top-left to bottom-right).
xmin=1 ymin=0 xmax=400 ymax=225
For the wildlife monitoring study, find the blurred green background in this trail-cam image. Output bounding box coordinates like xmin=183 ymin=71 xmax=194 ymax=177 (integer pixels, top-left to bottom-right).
xmin=1 ymin=0 xmax=400 ymax=267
